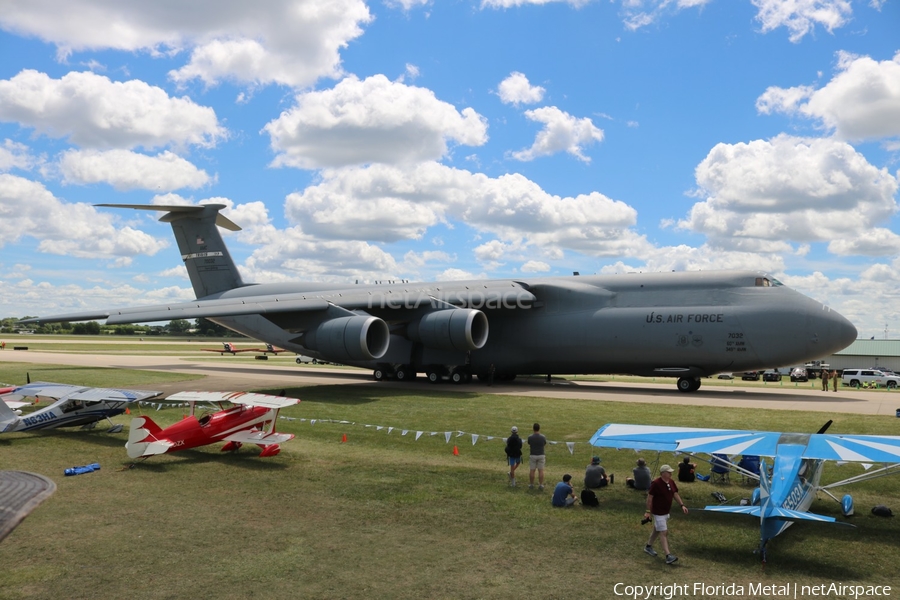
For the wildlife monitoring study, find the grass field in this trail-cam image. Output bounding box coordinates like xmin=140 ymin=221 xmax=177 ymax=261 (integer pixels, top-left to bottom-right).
xmin=2 ymin=382 xmax=899 ymax=600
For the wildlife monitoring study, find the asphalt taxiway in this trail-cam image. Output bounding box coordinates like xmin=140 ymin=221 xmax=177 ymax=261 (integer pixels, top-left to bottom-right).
xmin=2 ymin=349 xmax=899 ymax=417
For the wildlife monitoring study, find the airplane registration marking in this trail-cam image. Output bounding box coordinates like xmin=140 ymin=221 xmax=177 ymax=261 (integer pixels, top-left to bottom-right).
xmin=181 ymin=252 xmax=224 ymax=260
xmin=23 ymin=412 xmax=58 ymax=426
xmin=645 ymin=312 xmax=723 ymax=324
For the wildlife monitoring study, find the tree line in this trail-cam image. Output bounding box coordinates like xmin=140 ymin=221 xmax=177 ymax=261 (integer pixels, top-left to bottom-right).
xmin=0 ymin=317 xmax=242 ymax=337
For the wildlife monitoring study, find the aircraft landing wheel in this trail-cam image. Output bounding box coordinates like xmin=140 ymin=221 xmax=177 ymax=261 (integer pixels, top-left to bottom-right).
xmin=426 ymin=369 xmax=441 ymax=384
xmin=373 ymin=367 xmax=388 ymax=382
xmin=450 ymin=368 xmax=466 ymax=384
xmin=395 ymin=365 xmax=415 ymax=382
xmin=677 ymin=377 xmax=699 ymax=393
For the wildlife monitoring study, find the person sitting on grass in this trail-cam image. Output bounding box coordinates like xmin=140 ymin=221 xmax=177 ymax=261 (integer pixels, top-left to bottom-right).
xmin=551 ymin=474 xmax=578 ymax=507
xmin=677 ymin=456 xmax=696 ymax=483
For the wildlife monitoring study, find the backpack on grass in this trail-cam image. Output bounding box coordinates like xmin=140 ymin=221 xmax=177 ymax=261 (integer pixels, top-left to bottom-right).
xmin=581 ymin=489 xmax=599 ymax=507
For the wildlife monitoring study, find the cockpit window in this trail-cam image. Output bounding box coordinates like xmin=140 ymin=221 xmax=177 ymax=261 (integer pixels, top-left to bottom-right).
xmin=754 ymin=276 xmax=784 ymax=287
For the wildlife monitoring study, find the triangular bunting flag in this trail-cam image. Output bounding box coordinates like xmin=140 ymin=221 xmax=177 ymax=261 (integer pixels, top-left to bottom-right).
xmin=310 ymin=419 xmax=316 ymax=425
xmin=471 ymin=434 xmax=479 ymax=445
xmin=387 ymin=427 xmax=394 ymax=434
xmin=444 ymin=431 xmax=452 ymax=443
xmin=566 ymin=442 xmax=575 ymax=454
xmin=402 ymin=430 xmax=409 ymax=436
xmin=376 ymin=426 xmax=384 ymax=431
xmin=415 ymin=431 xmax=423 ymax=440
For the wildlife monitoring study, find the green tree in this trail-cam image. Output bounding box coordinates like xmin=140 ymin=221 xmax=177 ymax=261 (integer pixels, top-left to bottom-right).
xmin=167 ymin=319 xmax=192 ymax=334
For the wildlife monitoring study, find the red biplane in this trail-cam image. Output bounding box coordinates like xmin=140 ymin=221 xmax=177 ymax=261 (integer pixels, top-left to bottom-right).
xmin=126 ymin=391 xmax=298 ymax=459
xmin=201 ymin=342 xmax=286 ymax=355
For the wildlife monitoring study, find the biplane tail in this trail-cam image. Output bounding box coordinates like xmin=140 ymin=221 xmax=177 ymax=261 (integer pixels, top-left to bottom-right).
xmin=126 ymin=416 xmax=172 ymax=459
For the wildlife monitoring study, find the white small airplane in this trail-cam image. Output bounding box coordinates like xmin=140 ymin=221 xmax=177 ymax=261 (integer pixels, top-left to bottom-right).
xmin=589 ymin=421 xmax=900 ymax=562
xmin=0 ymin=382 xmax=162 ymax=434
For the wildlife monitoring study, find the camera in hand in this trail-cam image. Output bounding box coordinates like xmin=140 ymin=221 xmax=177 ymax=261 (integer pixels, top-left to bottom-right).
xmin=640 ymin=516 xmax=651 ymax=525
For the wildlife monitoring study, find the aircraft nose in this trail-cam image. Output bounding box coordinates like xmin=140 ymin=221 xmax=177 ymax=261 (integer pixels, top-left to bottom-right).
xmin=813 ymin=306 xmax=857 ymax=355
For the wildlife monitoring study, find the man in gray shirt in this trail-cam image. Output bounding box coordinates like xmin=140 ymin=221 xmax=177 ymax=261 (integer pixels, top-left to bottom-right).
xmin=584 ymin=456 xmax=608 ymax=489
xmin=527 ymin=422 xmax=547 ymax=490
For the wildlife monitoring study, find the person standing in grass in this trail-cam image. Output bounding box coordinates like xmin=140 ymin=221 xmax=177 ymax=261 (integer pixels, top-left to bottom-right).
xmin=527 ymin=422 xmax=547 ymax=490
xmin=643 ymin=464 xmax=688 ymax=565
xmin=505 ymin=426 xmax=523 ymax=486
xmin=821 ymin=369 xmax=830 ymax=392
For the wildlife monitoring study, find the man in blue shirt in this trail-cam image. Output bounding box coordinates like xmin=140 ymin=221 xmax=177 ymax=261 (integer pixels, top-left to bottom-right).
xmin=551 ymin=474 xmax=577 ymax=507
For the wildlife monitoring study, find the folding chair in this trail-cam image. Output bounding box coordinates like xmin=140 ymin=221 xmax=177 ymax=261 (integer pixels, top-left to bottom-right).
xmin=709 ymin=453 xmax=730 ymax=484
xmin=737 ymin=454 xmax=761 ymax=484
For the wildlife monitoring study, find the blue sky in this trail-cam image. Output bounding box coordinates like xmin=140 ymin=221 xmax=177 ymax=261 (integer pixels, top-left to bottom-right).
xmin=0 ymin=0 xmax=898 ymax=338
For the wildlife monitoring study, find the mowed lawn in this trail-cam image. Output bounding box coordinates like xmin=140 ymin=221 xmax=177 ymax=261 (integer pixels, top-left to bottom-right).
xmin=1 ymin=384 xmax=899 ymax=600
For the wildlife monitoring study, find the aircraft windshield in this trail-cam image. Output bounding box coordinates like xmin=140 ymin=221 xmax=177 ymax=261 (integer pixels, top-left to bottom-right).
xmin=754 ymin=276 xmax=784 ymax=287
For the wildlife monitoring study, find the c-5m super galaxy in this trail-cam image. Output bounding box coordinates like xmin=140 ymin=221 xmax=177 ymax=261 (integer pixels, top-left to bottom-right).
xmin=23 ymin=204 xmax=857 ymax=392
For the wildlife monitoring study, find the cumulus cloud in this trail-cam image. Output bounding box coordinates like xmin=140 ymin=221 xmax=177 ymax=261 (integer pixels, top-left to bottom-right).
xmin=263 ymin=75 xmax=488 ymax=168
xmin=620 ymin=0 xmax=714 ymax=31
xmin=497 ymin=72 xmax=545 ymax=106
xmin=0 ymin=173 xmax=168 ymax=259
xmin=0 ymin=139 xmax=38 ymax=172
xmin=752 ymin=0 xmax=852 ymax=42
xmin=482 ymin=0 xmax=592 ymax=7
xmin=510 ymin=106 xmax=604 ymax=162
xmin=521 ymin=260 xmax=551 ymax=272
xmin=678 ymin=134 xmax=900 ymax=255
xmin=0 ymin=70 xmax=224 ymax=150
xmin=58 ymin=149 xmax=211 ymax=190
xmin=284 ymin=162 xmax=650 ymax=259
xmin=757 ymin=51 xmax=900 ymax=142
xmin=0 ymin=0 xmax=372 ymax=88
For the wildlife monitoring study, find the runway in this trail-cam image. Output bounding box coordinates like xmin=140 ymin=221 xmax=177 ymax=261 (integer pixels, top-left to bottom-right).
xmin=2 ymin=348 xmax=899 ymax=416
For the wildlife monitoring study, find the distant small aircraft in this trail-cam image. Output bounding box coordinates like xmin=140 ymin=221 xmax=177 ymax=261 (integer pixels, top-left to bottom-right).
xmin=589 ymin=421 xmax=900 ymax=562
xmin=201 ymin=342 xmax=286 ymax=356
xmin=126 ymin=391 xmax=299 ymax=459
xmin=0 ymin=382 xmax=162 ymax=434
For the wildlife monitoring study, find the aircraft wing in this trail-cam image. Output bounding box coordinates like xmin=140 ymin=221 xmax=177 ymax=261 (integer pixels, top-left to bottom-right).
xmin=165 ymin=391 xmax=299 ymax=409
xmin=589 ymin=424 xmax=784 ymax=456
xmin=590 ymin=424 xmax=900 ymax=464
xmin=21 ymin=284 xmax=536 ymax=326
xmin=804 ymin=433 xmax=900 ymax=464
xmin=1 ymin=383 xmax=161 ymax=404
xmin=222 ymin=430 xmax=295 ymax=446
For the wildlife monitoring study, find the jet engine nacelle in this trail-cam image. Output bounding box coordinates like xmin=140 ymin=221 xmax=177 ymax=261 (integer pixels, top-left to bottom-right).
xmin=305 ymin=316 xmax=390 ymax=362
xmin=408 ymin=308 xmax=489 ymax=352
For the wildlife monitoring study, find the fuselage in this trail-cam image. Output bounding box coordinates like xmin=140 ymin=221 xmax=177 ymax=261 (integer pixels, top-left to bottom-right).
xmin=153 ymin=405 xmax=274 ymax=453
xmin=2 ymin=398 xmax=127 ymax=432
xmin=761 ymin=443 xmax=824 ymax=542
xmin=209 ymin=270 xmax=856 ymax=379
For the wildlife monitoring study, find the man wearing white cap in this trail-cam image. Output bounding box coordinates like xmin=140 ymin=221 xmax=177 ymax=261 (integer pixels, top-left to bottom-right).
xmin=643 ymin=464 xmax=689 ymax=564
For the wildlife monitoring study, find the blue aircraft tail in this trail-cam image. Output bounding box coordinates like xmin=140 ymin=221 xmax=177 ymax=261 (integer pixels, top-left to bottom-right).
xmin=702 ymin=504 xmax=847 ymax=525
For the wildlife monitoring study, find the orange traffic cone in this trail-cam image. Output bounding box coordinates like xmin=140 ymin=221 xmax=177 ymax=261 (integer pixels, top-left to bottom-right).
xmin=341 ymin=433 xmax=347 ymax=443
xmin=453 ymin=446 xmax=459 ymax=456
xmin=125 ymin=407 xmax=130 ymax=415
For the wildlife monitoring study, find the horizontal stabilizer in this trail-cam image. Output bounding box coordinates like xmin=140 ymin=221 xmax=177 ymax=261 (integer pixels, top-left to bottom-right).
xmin=223 ymin=430 xmax=295 ymax=446
xmin=126 ymin=416 xmax=172 ymax=458
xmin=703 ymin=505 xmax=761 ymax=517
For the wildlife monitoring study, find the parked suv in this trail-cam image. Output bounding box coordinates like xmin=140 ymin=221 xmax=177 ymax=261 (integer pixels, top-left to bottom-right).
xmin=762 ymin=370 xmax=782 ymax=382
xmin=790 ymin=367 xmax=808 ymax=382
xmin=841 ymin=369 xmax=900 ymax=389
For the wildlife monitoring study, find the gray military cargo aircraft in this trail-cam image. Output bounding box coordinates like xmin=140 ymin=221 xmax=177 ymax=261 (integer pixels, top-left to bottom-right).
xmin=23 ymin=204 xmax=857 ymax=392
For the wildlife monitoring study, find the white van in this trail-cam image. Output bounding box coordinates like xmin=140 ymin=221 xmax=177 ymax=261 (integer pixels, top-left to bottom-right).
xmin=841 ymin=369 xmax=900 ymax=389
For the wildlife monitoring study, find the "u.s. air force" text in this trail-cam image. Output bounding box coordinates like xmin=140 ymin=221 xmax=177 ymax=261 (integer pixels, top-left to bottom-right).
xmin=645 ymin=312 xmax=723 ymax=324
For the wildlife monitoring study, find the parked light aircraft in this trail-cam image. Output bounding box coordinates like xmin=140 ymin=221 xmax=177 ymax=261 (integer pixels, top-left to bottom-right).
xmin=0 ymin=382 xmax=162 ymax=433
xmin=589 ymin=422 xmax=900 ymax=561
xmin=23 ymin=204 xmax=857 ymax=392
xmin=126 ymin=391 xmax=298 ymax=459
xmin=201 ymin=342 xmax=286 ymax=355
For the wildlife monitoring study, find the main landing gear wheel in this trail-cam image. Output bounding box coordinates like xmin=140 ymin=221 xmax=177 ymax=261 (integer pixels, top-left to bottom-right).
xmin=450 ymin=368 xmax=467 ymax=384
xmin=395 ymin=365 xmax=415 ymax=381
xmin=426 ymin=368 xmax=442 ymax=384
xmin=677 ymin=377 xmax=701 ymax=392
xmin=373 ymin=367 xmax=389 ymax=381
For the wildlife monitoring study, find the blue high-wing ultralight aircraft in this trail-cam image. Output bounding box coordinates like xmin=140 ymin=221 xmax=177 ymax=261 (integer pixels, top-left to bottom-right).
xmin=589 ymin=422 xmax=900 ymax=561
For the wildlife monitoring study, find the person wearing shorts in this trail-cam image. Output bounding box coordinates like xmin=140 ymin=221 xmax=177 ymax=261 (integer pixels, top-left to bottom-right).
xmin=527 ymin=423 xmax=547 ymax=490
xmin=643 ymin=464 xmax=689 ymax=565
xmin=505 ymin=426 xmax=523 ymax=486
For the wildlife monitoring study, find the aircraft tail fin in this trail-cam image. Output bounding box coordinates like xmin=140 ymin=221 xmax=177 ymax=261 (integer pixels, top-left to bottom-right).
xmin=125 ymin=416 xmax=171 ymax=459
xmin=97 ymin=204 xmax=245 ymax=298
xmin=703 ymin=505 xmax=761 ymax=517
xmin=0 ymin=399 xmax=19 ymax=431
